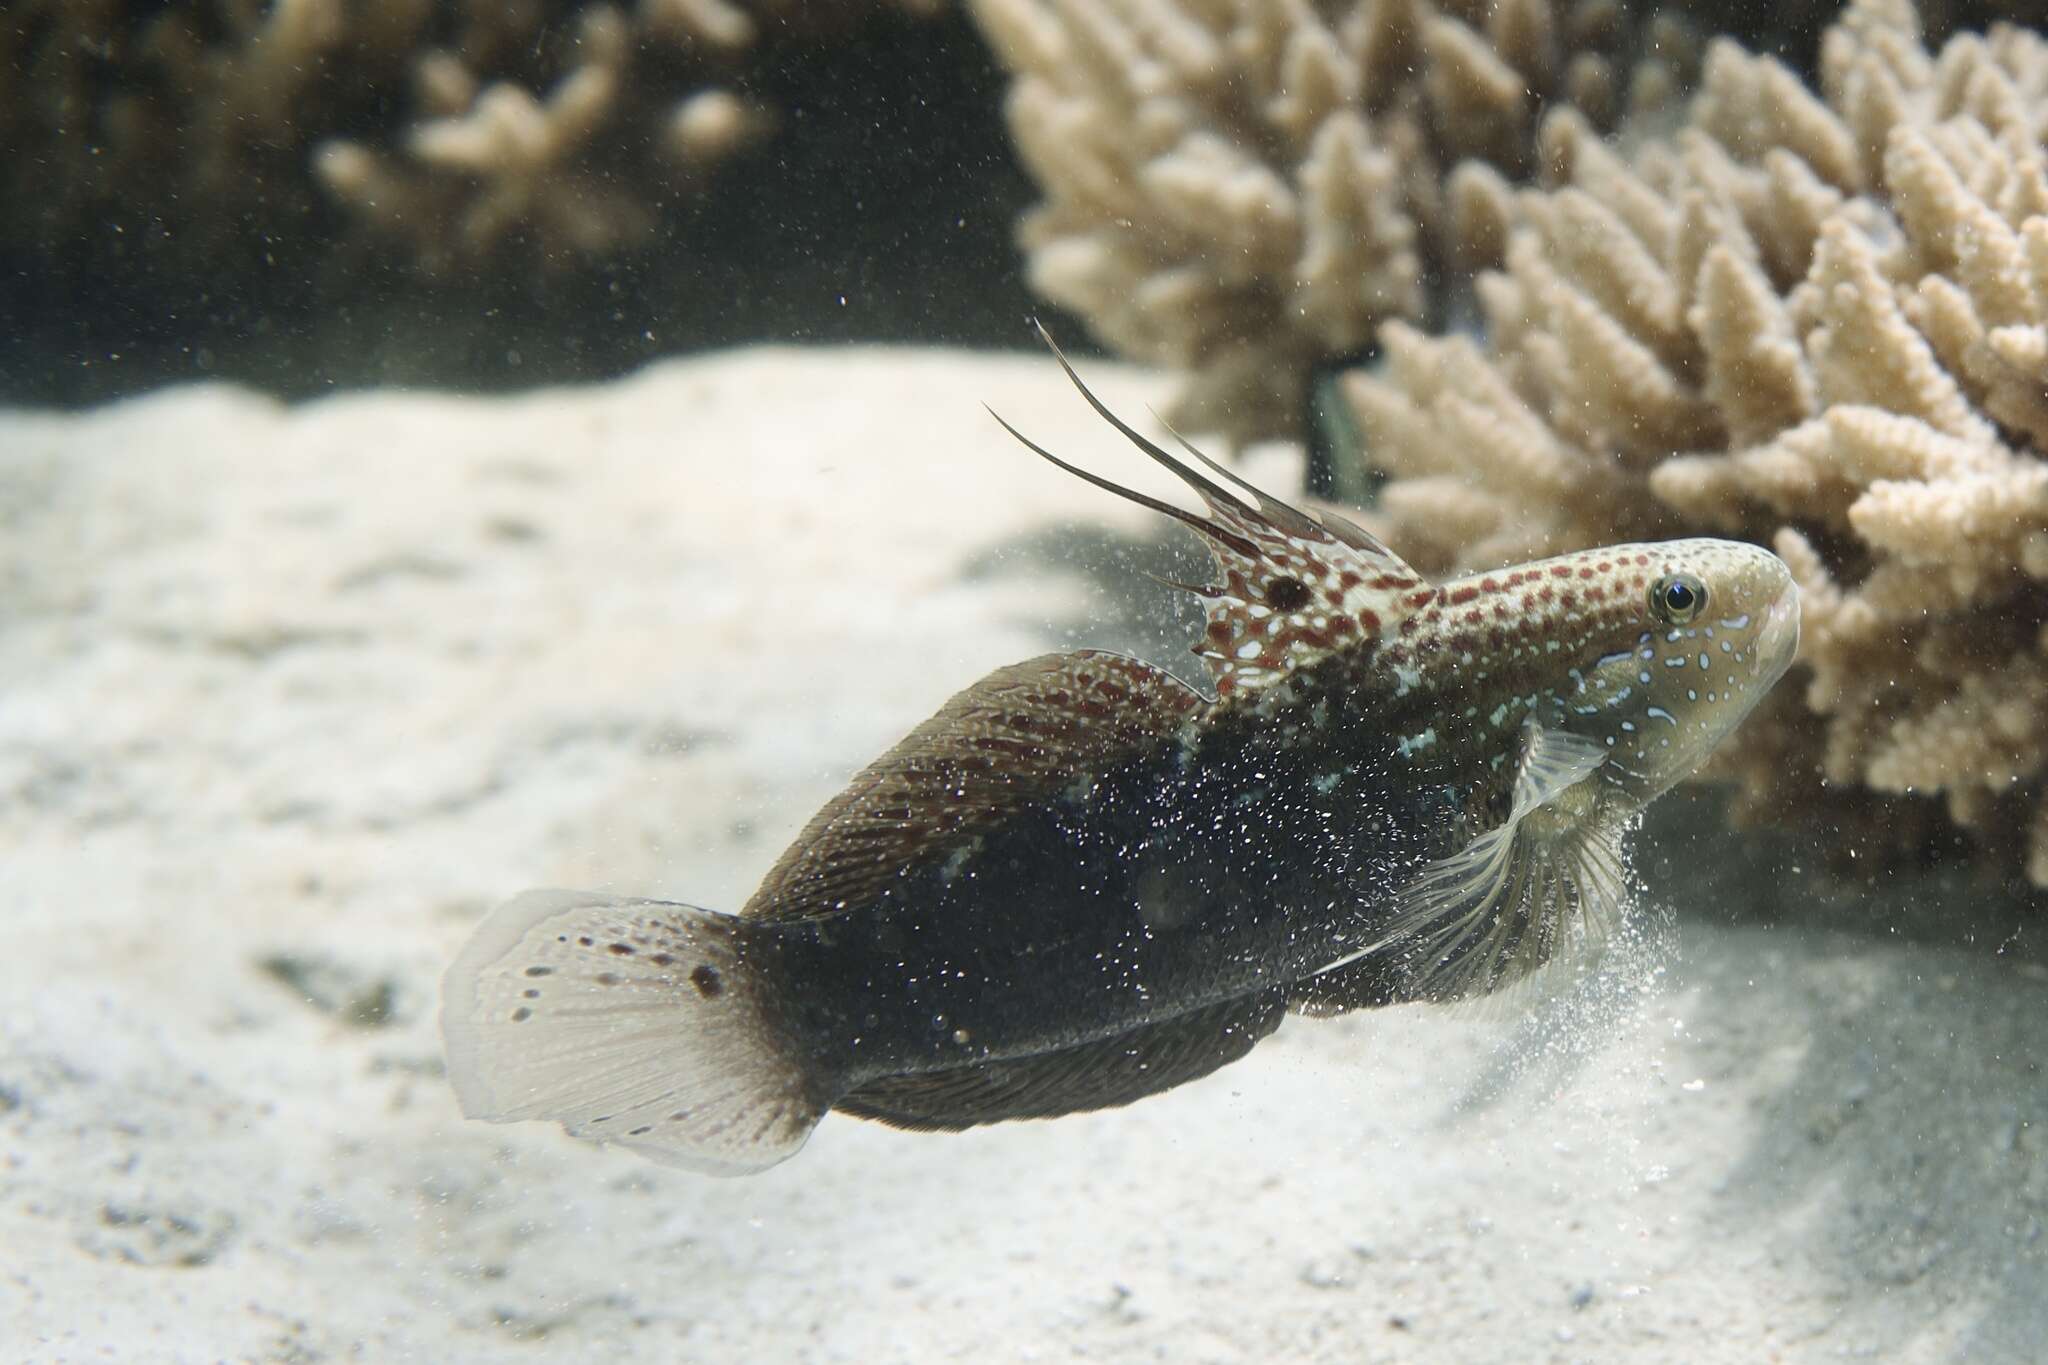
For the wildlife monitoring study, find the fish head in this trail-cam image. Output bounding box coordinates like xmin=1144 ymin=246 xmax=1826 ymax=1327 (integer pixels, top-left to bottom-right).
xmin=1526 ymin=537 xmax=1800 ymax=807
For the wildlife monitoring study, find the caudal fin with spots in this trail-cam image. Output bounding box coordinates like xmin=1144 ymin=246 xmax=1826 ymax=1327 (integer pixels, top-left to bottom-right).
xmin=440 ymin=890 xmax=826 ymax=1175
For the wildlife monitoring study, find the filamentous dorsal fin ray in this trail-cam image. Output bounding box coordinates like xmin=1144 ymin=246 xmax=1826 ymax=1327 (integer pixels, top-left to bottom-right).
xmin=1151 ymin=405 xmax=1359 ymax=550
xmin=1317 ymin=722 xmax=1629 ymax=1004
xmin=1302 ymin=501 xmax=1388 ymax=553
xmin=837 ymin=990 xmax=1288 ymax=1131
xmin=1004 ymin=322 xmax=1434 ymax=699
xmin=744 ymin=650 xmax=1204 ymax=923
xmin=985 ymin=407 xmax=1263 ymax=561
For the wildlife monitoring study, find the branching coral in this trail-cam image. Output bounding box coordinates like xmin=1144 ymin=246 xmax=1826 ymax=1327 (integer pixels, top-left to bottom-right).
xmin=1342 ymin=0 xmax=2048 ymax=884
xmin=311 ymin=3 xmax=782 ymax=270
xmin=1 ymin=0 xmax=937 ymax=277
xmin=970 ymin=0 xmax=1710 ymax=446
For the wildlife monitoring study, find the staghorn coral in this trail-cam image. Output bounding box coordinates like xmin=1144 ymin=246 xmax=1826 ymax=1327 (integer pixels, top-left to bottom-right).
xmin=969 ymin=0 xmax=1718 ymax=447
xmin=1 ymin=0 xmax=939 ymax=277
xmin=1342 ymin=0 xmax=2048 ymax=885
xmin=311 ymin=2 xmax=787 ymax=270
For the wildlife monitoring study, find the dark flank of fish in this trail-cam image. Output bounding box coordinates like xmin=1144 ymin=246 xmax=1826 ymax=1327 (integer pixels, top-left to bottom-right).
xmin=441 ymin=327 xmax=1801 ymax=1176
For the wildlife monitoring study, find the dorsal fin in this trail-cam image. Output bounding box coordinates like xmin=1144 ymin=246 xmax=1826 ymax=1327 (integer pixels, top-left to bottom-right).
xmin=994 ymin=323 xmax=1435 ymax=700
xmin=744 ymin=650 xmax=1204 ymax=922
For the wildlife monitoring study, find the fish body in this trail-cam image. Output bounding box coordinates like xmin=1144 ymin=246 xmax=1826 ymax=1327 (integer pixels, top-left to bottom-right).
xmin=442 ymin=335 xmax=1799 ymax=1174
xmin=746 ymin=673 xmax=1440 ymax=1085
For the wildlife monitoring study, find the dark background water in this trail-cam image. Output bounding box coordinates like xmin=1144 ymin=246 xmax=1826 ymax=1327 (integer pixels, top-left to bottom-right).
xmin=0 ymin=0 xmax=2021 ymax=407
xmin=0 ymin=9 xmax=1042 ymax=406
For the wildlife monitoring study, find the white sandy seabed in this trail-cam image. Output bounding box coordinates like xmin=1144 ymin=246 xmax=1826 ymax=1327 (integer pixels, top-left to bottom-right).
xmin=4 ymin=348 xmax=2048 ymax=1364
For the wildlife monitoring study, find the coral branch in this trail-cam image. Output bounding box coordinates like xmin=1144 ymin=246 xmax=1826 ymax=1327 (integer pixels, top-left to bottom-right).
xmin=1345 ymin=0 xmax=2048 ymax=885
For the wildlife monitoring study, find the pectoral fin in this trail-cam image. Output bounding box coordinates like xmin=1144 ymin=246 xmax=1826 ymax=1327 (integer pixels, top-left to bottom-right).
xmin=1507 ymin=720 xmax=1610 ymax=814
xmin=1312 ymin=723 xmax=1630 ymax=1005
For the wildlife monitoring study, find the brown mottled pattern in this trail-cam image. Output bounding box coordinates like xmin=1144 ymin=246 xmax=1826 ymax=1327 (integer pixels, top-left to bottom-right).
xmin=1397 ymin=552 xmax=1655 ymax=684
xmin=1182 ymin=503 xmax=1430 ymax=700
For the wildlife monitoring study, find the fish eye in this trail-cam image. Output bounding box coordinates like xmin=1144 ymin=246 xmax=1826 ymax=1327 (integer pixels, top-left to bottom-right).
xmin=1650 ymin=573 xmax=1707 ymax=624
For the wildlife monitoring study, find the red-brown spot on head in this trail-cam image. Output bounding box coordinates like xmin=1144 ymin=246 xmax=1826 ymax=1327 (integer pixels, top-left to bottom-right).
xmin=1537 ymin=587 xmax=1554 ymax=604
xmin=1578 ymin=567 xmax=1594 ymax=579
xmin=1479 ymin=577 xmax=1500 ymax=592
xmin=1406 ymin=589 xmax=1434 ymax=608
xmin=1448 ymin=586 xmax=1478 ymax=605
xmin=1559 ymin=590 xmax=1576 ymax=609
xmin=1635 ymin=553 xmax=1650 ymax=565
xmin=1463 ymin=607 xmax=1483 ymax=624
xmin=1551 ymin=564 xmax=1572 ymax=578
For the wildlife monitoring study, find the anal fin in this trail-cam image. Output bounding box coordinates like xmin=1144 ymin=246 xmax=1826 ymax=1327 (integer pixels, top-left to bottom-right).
xmin=836 ymin=991 xmax=1288 ymax=1132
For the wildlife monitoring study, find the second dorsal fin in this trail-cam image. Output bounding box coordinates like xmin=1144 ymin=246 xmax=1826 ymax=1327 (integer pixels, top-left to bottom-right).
xmin=992 ymin=323 xmax=1435 ymax=700
xmin=744 ymin=650 xmax=1204 ymax=923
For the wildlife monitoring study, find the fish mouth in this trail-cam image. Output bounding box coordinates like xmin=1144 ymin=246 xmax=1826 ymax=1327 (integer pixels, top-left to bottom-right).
xmin=1754 ymin=584 xmax=1801 ymax=686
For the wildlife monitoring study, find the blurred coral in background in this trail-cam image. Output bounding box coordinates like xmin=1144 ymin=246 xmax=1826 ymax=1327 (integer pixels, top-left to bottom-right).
xmin=976 ymin=0 xmax=2048 ymax=889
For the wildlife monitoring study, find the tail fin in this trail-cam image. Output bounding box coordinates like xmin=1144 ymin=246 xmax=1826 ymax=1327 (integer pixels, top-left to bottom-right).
xmin=440 ymin=890 xmax=826 ymax=1176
